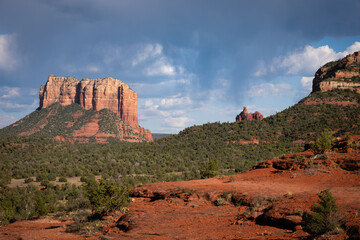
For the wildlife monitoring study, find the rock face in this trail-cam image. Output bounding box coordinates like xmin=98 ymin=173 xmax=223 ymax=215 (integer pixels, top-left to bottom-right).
xmin=235 ymin=107 xmax=263 ymax=122
xmin=312 ymin=51 xmax=360 ymax=93
xmin=40 ymin=75 xmax=139 ymax=127
xmin=39 ymin=75 xmax=152 ymax=142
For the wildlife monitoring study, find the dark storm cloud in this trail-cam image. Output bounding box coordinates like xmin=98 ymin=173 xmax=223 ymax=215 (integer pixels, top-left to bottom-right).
xmin=0 ymin=0 xmax=359 ymax=102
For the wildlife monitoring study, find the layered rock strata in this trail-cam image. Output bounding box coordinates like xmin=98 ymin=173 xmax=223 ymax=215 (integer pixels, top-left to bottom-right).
xmin=39 ymin=75 xmax=152 ymax=142
xmin=312 ymin=51 xmax=360 ymax=93
xmin=235 ymin=107 xmax=263 ymax=122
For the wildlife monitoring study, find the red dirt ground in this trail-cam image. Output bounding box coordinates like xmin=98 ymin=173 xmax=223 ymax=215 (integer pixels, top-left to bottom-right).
xmin=1 ymin=137 xmax=359 ymax=239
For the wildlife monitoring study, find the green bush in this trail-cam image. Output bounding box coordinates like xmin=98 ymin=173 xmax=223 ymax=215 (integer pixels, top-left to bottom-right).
xmin=303 ymin=189 xmax=341 ymax=236
xmin=24 ymin=178 xmax=33 ymax=183
xmin=310 ymin=129 xmax=333 ymax=154
xmin=58 ymin=177 xmax=67 ymax=182
xmin=200 ymin=159 xmax=220 ymax=179
xmin=84 ymin=179 xmax=129 ymax=217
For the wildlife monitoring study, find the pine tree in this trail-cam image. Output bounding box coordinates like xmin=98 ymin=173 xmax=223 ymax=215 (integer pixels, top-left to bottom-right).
xmin=304 ymin=189 xmax=341 ymax=236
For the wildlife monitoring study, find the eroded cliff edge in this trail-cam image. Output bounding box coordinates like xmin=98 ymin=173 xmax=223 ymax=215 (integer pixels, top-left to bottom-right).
xmin=36 ymin=75 xmax=152 ymax=142
xmin=312 ymin=51 xmax=360 ymax=93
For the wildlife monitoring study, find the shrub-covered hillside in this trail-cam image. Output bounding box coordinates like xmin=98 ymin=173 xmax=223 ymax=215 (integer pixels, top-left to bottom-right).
xmin=0 ymin=103 xmax=150 ymax=142
xmin=0 ymin=89 xmax=359 ymax=187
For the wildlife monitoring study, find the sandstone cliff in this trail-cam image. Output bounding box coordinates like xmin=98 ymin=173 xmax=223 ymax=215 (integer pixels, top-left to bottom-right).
xmin=39 ymin=75 xmax=139 ymax=127
xmin=312 ymin=51 xmax=360 ymax=93
xmin=235 ymin=107 xmax=263 ymax=122
xmin=37 ymin=75 xmax=152 ymax=142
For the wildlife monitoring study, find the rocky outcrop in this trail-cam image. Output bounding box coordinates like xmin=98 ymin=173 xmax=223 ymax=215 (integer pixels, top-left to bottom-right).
xmin=39 ymin=75 xmax=152 ymax=142
xmin=235 ymin=107 xmax=263 ymax=122
xmin=312 ymin=51 xmax=360 ymax=93
xmin=40 ymin=75 xmax=139 ymax=127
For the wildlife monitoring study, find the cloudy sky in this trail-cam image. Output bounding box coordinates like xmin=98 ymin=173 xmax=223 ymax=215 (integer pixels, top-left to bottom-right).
xmin=0 ymin=0 xmax=360 ymax=133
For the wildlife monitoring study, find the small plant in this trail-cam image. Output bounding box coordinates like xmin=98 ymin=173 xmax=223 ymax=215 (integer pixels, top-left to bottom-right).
xmin=215 ymin=197 xmax=227 ymax=206
xmin=294 ymin=154 xmax=306 ymax=163
xmin=266 ymin=195 xmax=283 ymax=202
xmin=303 ymin=189 xmax=342 ymax=236
xmin=285 ymin=192 xmax=293 ymax=197
xmin=24 ymin=177 xmax=33 ymax=183
xmin=223 ymin=191 xmax=232 ymax=202
xmin=295 ymin=209 xmax=304 ymax=216
xmin=58 ymin=177 xmax=67 ymax=182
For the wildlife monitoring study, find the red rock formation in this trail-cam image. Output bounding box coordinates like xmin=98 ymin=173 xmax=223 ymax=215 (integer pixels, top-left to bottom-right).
xmin=235 ymin=107 xmax=263 ymax=122
xmin=39 ymin=74 xmax=152 ymax=142
xmin=40 ymin=75 xmax=139 ymax=127
xmin=312 ymin=51 xmax=360 ymax=93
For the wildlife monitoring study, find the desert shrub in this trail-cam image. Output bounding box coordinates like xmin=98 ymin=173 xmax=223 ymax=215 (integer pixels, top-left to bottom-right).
xmin=24 ymin=178 xmax=33 ymax=183
xmin=303 ymin=189 xmax=341 ymax=236
xmin=310 ymin=129 xmax=333 ymax=154
xmin=214 ymin=197 xmax=227 ymax=206
xmin=80 ymin=176 xmax=89 ymax=183
xmin=84 ymin=179 xmax=129 ymax=217
xmin=36 ymin=174 xmax=48 ymax=182
xmin=58 ymin=177 xmax=67 ymax=182
xmin=200 ymin=159 xmax=220 ymax=179
xmin=47 ymin=173 xmax=56 ymax=181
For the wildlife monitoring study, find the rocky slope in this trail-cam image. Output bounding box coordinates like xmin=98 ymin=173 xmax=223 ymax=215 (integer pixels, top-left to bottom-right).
xmin=0 ymin=75 xmax=152 ymax=143
xmin=312 ymin=51 xmax=360 ymax=93
xmin=235 ymin=106 xmax=263 ymax=122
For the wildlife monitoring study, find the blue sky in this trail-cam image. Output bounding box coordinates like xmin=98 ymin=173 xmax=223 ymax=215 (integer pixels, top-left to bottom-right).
xmin=0 ymin=0 xmax=360 ymax=133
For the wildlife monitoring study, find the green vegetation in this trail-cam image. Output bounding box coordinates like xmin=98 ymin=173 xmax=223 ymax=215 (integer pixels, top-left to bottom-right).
xmin=0 ymin=179 xmax=129 ymax=226
xmin=0 ymin=103 xmax=148 ymax=142
xmin=0 ymin=90 xmax=359 ymax=184
xmin=0 ymin=89 xmax=359 ymax=227
xmin=200 ymin=159 xmax=220 ymax=179
xmin=303 ymin=189 xmax=342 ymax=236
xmin=84 ymin=178 xmax=129 ymax=217
xmin=310 ymin=129 xmax=333 ymax=154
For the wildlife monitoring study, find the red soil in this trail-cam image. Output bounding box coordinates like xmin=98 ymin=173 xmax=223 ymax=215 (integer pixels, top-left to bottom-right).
xmin=1 ymin=137 xmax=359 ymax=239
xmin=0 ymin=218 xmax=84 ymax=240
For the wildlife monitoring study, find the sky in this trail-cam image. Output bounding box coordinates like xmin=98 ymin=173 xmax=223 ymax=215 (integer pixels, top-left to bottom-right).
xmin=0 ymin=0 xmax=360 ymax=133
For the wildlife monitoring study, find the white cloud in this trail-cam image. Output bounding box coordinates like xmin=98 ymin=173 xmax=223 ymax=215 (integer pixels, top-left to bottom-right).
xmin=144 ymin=57 xmax=176 ymax=76
xmin=163 ymin=117 xmax=191 ymax=128
xmin=132 ymin=44 xmax=163 ymax=66
xmin=0 ymin=87 xmax=20 ymax=98
xmin=144 ymin=99 xmax=154 ymax=107
xmin=131 ymin=78 xmax=191 ymax=98
xmin=0 ymin=99 xmax=38 ymax=112
xmin=0 ymin=34 xmax=18 ymax=71
xmin=247 ymin=83 xmax=292 ymax=97
xmin=131 ymin=43 xmax=178 ymax=76
xmin=255 ymin=41 xmax=360 ymax=77
xmin=345 ymin=41 xmax=360 ymax=55
xmin=301 ymin=76 xmax=313 ymax=91
xmin=160 ymin=95 xmax=192 ymax=109
xmin=253 ymin=60 xmax=267 ymax=77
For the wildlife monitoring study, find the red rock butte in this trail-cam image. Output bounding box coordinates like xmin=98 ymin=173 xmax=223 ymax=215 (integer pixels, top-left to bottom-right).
xmin=235 ymin=107 xmax=263 ymax=122
xmin=312 ymin=50 xmax=360 ymax=93
xmin=39 ymin=74 xmax=152 ymax=141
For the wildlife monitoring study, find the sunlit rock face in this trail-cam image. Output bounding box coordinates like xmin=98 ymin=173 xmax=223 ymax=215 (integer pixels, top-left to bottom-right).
xmin=312 ymin=51 xmax=360 ymax=93
xmin=39 ymin=74 xmax=152 ymax=142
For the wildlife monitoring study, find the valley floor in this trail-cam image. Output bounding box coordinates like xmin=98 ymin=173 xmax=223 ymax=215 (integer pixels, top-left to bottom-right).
xmin=1 ymin=145 xmax=360 ymax=239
